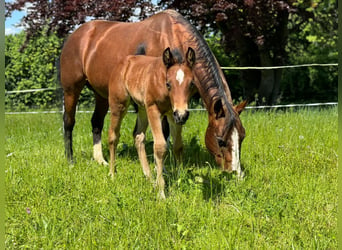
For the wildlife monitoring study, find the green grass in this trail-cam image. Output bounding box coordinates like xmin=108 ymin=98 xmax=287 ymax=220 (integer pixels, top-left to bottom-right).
xmin=5 ymin=107 xmax=337 ymax=249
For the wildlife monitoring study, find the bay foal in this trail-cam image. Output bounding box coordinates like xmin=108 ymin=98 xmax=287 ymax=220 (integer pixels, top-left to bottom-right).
xmin=108 ymin=47 xmax=196 ymax=198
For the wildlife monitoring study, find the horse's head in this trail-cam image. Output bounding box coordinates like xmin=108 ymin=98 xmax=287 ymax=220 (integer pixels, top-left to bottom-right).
xmin=205 ymin=99 xmax=247 ymax=177
xmin=162 ymin=47 xmax=196 ymax=125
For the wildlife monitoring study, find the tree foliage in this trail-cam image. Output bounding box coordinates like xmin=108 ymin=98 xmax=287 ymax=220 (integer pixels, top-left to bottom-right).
xmin=280 ymin=0 xmax=338 ymax=103
xmin=5 ymin=0 xmax=337 ymax=109
xmin=5 ymin=0 xmax=154 ymax=40
xmin=5 ymin=32 xmax=63 ymax=110
xmin=160 ymin=0 xmax=337 ymax=104
xmin=5 ymin=31 xmax=98 ymax=110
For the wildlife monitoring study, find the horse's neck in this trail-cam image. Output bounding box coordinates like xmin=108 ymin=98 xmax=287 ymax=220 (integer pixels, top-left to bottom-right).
xmin=161 ymin=14 xmax=233 ymax=107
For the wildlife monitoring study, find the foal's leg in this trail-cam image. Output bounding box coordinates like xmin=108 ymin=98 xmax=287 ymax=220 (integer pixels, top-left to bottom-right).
xmin=133 ymin=108 xmax=151 ymax=180
xmin=147 ymin=105 xmax=167 ymax=199
xmin=91 ymin=93 xmax=109 ymax=165
xmin=166 ymin=114 xmax=184 ymax=164
xmin=108 ymin=102 xmax=127 ymax=178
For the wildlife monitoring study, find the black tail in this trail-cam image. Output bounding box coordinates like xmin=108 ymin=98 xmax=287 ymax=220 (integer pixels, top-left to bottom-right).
xmin=55 ymin=56 xmax=64 ymax=112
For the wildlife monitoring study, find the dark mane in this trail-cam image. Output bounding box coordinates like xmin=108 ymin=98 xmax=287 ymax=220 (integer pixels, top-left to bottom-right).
xmin=164 ymin=9 xmax=236 ymax=128
xmin=171 ymin=48 xmax=184 ymax=64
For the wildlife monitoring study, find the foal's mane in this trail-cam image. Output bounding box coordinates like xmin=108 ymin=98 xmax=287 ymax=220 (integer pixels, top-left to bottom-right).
xmin=163 ymin=10 xmax=237 ymax=128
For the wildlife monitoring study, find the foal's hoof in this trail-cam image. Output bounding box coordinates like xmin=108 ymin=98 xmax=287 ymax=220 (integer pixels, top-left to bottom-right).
xmin=158 ymin=190 xmax=166 ymax=200
xmin=108 ymin=171 xmax=115 ymax=181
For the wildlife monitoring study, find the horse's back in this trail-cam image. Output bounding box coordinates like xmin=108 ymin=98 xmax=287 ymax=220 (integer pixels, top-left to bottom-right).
xmin=60 ymin=20 xmax=126 ymax=95
xmin=60 ymin=10 xmax=197 ymax=96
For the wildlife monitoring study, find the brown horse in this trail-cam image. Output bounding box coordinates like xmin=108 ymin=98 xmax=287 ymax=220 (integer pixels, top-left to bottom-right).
xmin=108 ymin=47 xmax=195 ymax=198
xmin=60 ymin=9 xmax=247 ymax=177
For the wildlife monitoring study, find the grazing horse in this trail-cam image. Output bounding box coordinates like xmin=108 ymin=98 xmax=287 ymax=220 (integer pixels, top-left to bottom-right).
xmin=108 ymin=47 xmax=195 ymax=198
xmin=60 ymin=9 xmax=246 ymax=177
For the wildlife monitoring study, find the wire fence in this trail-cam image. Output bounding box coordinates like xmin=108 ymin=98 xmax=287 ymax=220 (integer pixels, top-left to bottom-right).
xmin=5 ymin=102 xmax=338 ymax=115
xmin=221 ymin=63 xmax=338 ymax=70
xmin=5 ymin=63 xmax=338 ymax=114
xmin=5 ymin=63 xmax=338 ymax=95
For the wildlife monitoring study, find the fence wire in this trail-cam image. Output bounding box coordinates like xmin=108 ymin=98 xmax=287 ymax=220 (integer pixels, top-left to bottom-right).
xmin=5 ymin=102 xmax=338 ymax=115
xmin=5 ymin=63 xmax=338 ymax=114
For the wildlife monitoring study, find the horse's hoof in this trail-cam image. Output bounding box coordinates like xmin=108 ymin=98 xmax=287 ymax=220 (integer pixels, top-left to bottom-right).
xmin=237 ymin=170 xmax=245 ymax=180
xmin=100 ymin=160 xmax=109 ymax=166
xmin=94 ymin=158 xmax=108 ymax=166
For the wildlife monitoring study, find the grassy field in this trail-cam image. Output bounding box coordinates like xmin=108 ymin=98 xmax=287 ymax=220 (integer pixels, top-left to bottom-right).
xmin=5 ymin=107 xmax=337 ymax=249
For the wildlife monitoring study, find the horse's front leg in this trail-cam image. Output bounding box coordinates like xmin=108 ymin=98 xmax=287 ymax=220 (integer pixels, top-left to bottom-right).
xmin=92 ymin=93 xmax=109 ymax=165
xmin=166 ymin=114 xmax=184 ymax=164
xmin=133 ymin=108 xmax=151 ymax=181
xmin=108 ymin=102 xmax=127 ymax=178
xmin=147 ymin=105 xmax=167 ymax=199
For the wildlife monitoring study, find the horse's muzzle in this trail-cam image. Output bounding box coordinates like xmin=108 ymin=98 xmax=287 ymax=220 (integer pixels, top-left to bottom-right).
xmin=173 ymin=110 xmax=190 ymax=125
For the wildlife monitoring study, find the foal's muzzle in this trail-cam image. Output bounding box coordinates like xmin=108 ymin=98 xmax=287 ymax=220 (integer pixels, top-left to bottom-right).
xmin=173 ymin=110 xmax=190 ymax=125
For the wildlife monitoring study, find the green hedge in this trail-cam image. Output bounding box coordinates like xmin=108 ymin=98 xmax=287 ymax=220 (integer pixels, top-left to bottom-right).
xmin=5 ymin=32 xmax=337 ymax=111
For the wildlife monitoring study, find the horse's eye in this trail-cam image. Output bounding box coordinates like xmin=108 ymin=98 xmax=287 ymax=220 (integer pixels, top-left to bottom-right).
xmin=166 ymin=82 xmax=171 ymax=90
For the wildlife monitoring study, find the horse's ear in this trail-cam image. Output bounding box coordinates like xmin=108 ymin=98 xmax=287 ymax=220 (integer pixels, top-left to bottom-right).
xmin=234 ymin=100 xmax=248 ymax=115
xmin=214 ymin=99 xmax=225 ymax=119
xmin=186 ymin=47 xmax=196 ymax=68
xmin=163 ymin=47 xmax=175 ymax=68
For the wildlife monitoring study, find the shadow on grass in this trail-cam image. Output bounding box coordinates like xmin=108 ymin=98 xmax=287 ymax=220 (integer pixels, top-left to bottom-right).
xmin=96 ymin=136 xmax=248 ymax=201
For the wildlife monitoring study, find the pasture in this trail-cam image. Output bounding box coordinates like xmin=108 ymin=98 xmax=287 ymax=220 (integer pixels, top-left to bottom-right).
xmin=5 ymin=107 xmax=337 ymax=249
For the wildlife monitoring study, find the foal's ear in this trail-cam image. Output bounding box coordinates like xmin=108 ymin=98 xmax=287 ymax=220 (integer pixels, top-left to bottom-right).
xmin=163 ymin=47 xmax=175 ymax=68
xmin=234 ymin=100 xmax=248 ymax=115
xmin=186 ymin=47 xmax=196 ymax=68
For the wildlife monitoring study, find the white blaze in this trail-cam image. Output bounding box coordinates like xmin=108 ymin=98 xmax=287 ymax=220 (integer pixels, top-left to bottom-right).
xmin=231 ymin=127 xmax=242 ymax=177
xmin=176 ymin=69 xmax=184 ymax=85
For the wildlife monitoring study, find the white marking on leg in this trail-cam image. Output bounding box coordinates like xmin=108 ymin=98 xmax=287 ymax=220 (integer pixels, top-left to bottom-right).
xmin=231 ymin=128 xmax=241 ymax=175
xmin=135 ymin=132 xmax=151 ymax=178
xmin=93 ymin=142 xmax=108 ymax=165
xmin=176 ymin=69 xmax=184 ymax=85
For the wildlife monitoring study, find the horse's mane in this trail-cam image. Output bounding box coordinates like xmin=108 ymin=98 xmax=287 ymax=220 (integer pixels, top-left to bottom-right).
xmin=163 ymin=9 xmax=236 ymax=128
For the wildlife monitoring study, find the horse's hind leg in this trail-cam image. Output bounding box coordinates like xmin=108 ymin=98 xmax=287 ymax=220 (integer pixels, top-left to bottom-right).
xmin=133 ymin=108 xmax=151 ymax=180
xmin=91 ymin=93 xmax=109 ymax=165
xmin=63 ymin=89 xmax=83 ymax=163
xmin=108 ymin=102 xmax=127 ymax=178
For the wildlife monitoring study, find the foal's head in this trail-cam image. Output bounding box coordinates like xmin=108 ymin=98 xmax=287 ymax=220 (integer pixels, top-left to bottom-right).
xmin=162 ymin=47 xmax=196 ymax=125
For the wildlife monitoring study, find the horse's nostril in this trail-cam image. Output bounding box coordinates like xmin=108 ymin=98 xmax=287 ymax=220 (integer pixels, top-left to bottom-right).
xmin=216 ymin=136 xmax=227 ymax=147
xmin=184 ymin=110 xmax=189 ymax=120
xmin=173 ymin=110 xmax=189 ymax=125
xmin=218 ymin=139 xmax=226 ymax=147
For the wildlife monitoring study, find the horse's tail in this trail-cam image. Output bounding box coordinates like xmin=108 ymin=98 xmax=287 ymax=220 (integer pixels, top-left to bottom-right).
xmin=55 ymin=55 xmax=64 ymax=113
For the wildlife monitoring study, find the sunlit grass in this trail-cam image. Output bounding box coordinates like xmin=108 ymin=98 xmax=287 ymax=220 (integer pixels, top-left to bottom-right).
xmin=5 ymin=107 xmax=337 ymax=249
